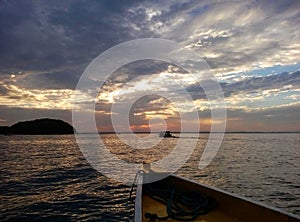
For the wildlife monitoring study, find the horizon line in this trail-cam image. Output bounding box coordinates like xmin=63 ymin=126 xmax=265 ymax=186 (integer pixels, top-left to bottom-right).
xmin=76 ymin=131 xmax=300 ymax=134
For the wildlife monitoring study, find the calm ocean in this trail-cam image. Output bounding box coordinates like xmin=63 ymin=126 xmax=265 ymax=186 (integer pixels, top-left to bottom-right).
xmin=0 ymin=133 xmax=299 ymax=221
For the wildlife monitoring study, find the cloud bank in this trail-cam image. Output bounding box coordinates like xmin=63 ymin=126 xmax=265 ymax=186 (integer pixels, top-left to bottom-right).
xmin=0 ymin=0 xmax=299 ymax=131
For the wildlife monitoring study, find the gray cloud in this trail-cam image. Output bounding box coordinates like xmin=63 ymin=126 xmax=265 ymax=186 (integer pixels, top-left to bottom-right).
xmin=0 ymin=86 xmax=8 ymax=96
xmin=1 ymin=0 xmax=298 ymax=85
xmin=20 ymin=69 xmax=82 ymax=90
xmin=0 ymin=105 xmax=72 ymax=126
xmin=154 ymin=0 xmax=300 ymax=74
xmin=0 ymin=0 xmax=299 ymax=132
xmin=110 ymin=60 xmax=172 ymax=83
xmin=226 ymin=103 xmax=300 ymax=132
xmin=0 ymin=0 xmax=147 ymax=72
xmin=222 ymin=71 xmax=300 ymax=97
xmin=186 ymin=71 xmax=300 ymax=99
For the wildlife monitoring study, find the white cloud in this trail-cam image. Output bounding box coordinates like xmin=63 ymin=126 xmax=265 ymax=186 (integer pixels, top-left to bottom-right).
xmin=134 ymin=0 xmax=300 ymax=76
xmin=0 ymin=82 xmax=74 ymax=109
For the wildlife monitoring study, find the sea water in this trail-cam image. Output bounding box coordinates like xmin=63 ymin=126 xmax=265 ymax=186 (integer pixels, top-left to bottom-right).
xmin=0 ymin=133 xmax=299 ymax=221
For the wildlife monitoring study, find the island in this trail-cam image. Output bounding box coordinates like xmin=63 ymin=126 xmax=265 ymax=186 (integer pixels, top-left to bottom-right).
xmin=0 ymin=118 xmax=75 ymax=135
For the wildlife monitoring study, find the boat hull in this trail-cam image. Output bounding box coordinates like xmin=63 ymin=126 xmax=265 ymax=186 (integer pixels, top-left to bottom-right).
xmin=135 ymin=173 xmax=300 ymax=222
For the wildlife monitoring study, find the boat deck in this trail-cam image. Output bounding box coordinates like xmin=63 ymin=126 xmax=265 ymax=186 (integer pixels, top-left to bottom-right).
xmin=139 ymin=174 xmax=300 ymax=222
xmin=143 ymin=194 xmax=244 ymax=222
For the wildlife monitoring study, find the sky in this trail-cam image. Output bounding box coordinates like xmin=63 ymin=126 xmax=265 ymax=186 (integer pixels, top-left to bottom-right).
xmin=0 ymin=0 xmax=299 ymax=132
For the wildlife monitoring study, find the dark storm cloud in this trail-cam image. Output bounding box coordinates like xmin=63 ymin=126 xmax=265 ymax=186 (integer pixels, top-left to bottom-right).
xmin=0 ymin=1 xmax=67 ymax=70
xmin=0 ymin=0 xmax=150 ymax=72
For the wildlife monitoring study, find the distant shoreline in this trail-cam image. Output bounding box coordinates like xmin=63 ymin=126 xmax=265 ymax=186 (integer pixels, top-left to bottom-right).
xmin=1 ymin=131 xmax=299 ymax=136
xmin=1 ymin=118 xmax=299 ymax=135
xmin=0 ymin=118 xmax=74 ymax=135
xmin=75 ymin=131 xmax=300 ymax=134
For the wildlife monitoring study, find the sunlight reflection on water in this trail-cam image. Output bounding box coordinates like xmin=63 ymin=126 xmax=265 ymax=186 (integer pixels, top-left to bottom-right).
xmin=0 ymin=133 xmax=299 ymax=221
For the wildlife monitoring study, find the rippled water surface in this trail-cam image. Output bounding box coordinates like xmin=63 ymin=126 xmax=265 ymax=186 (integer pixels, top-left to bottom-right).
xmin=0 ymin=133 xmax=299 ymax=221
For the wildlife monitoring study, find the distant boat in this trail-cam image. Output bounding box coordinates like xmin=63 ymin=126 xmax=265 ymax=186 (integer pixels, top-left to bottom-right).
xmin=159 ymin=131 xmax=174 ymax=138
xmin=134 ymin=172 xmax=300 ymax=222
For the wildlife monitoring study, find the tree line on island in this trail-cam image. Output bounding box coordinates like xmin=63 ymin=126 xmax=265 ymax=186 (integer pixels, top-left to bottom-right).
xmin=0 ymin=118 xmax=75 ymax=135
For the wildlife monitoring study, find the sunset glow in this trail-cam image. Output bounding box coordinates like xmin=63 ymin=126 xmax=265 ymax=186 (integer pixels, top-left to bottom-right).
xmin=0 ymin=1 xmax=299 ymax=132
